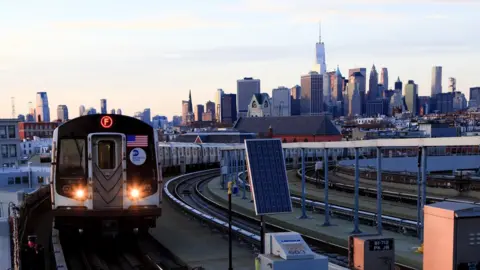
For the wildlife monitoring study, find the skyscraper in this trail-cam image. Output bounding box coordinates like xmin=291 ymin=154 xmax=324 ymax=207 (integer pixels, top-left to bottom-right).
xmin=57 ymin=105 xmax=69 ymax=122
xmin=368 ymin=65 xmax=379 ymax=100
xmin=100 ymin=99 xmax=107 ymax=114
xmin=313 ymin=23 xmax=326 ymax=74
xmin=35 ymin=92 xmax=50 ymax=122
xmin=110 ymin=108 xmax=116 ymax=114
xmin=215 ymin=89 xmax=224 ymax=123
xmin=405 ymin=80 xmax=418 ymax=115
xmin=195 ymin=104 xmax=205 ymax=122
xmin=394 ymin=77 xmax=403 ymax=91
xmin=221 ymin=94 xmax=237 ymax=125
xmin=205 ymin=101 xmax=215 ymax=121
xmin=448 ymin=77 xmax=456 ymax=92
xmin=380 ymin=67 xmax=388 ymax=90
xmin=142 ymin=108 xmax=151 ymax=124
xmin=431 ymin=66 xmax=442 ymax=96
xmin=237 ymin=77 xmax=260 ymax=118
xmin=272 ymin=87 xmax=291 ymax=117
xmin=348 ymin=68 xmax=367 ymax=114
xmin=116 ymin=109 xmax=122 ymax=115
xmin=181 ymin=100 xmax=189 ymax=125
xmin=79 ymin=105 xmax=86 ymax=117
xmin=300 ymin=71 xmax=324 ymax=115
xmin=291 ymin=85 xmax=301 ymax=100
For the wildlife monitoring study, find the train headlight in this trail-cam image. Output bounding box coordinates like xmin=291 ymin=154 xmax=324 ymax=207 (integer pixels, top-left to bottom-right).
xmin=130 ymin=188 xmax=141 ymax=199
xmin=74 ymin=189 xmax=86 ymax=200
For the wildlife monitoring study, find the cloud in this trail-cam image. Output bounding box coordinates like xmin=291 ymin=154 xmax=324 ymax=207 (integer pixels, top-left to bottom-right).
xmin=52 ymin=15 xmax=240 ymax=30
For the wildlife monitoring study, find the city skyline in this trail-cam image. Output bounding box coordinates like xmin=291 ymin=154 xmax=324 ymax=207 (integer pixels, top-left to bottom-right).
xmin=1 ymin=0 xmax=479 ymax=119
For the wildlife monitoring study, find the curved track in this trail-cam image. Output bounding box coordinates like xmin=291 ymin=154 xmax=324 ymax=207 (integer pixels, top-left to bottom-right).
xmin=166 ymin=170 xmax=417 ymax=270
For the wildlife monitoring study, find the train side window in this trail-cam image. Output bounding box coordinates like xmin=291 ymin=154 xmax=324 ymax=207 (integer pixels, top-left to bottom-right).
xmin=97 ymin=140 xmax=116 ymax=170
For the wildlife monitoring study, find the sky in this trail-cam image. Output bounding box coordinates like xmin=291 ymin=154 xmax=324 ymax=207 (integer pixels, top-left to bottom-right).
xmin=0 ymin=0 xmax=479 ymax=120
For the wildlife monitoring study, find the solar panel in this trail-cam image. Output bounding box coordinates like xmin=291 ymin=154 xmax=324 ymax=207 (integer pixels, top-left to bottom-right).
xmin=245 ymin=139 xmax=292 ymax=215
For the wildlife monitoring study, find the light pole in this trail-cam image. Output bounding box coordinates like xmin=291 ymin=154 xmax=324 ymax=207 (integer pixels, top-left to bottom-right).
xmin=28 ymin=162 xmax=32 ymax=188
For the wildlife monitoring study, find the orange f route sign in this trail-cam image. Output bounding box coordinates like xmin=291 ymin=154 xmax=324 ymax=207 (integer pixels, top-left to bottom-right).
xmin=100 ymin=116 xmax=113 ymax=128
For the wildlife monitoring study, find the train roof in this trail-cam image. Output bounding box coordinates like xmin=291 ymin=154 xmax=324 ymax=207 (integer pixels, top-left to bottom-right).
xmin=55 ymin=114 xmax=154 ymax=138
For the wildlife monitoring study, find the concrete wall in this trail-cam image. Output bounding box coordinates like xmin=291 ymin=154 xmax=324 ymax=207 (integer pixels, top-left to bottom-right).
xmin=339 ymin=155 xmax=480 ymax=172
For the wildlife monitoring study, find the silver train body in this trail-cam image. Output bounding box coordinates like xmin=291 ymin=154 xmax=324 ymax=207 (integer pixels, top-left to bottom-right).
xmin=51 ymin=114 xmax=162 ymax=235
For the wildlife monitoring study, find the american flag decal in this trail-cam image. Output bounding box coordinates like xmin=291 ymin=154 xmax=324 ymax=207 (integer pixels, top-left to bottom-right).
xmin=127 ymin=135 xmax=148 ymax=147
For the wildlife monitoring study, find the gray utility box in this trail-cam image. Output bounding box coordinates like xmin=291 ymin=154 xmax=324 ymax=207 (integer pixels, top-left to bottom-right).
xmin=424 ymin=201 xmax=480 ymax=270
xmin=348 ymin=234 xmax=395 ymax=270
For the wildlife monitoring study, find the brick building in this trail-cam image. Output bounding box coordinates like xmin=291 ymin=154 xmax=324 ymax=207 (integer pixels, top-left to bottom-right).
xmin=18 ymin=122 xmax=59 ymax=140
xmin=233 ymin=115 xmax=342 ymax=143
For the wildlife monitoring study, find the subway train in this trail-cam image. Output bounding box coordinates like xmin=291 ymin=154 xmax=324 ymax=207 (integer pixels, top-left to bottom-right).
xmin=50 ymin=114 xmax=162 ymax=235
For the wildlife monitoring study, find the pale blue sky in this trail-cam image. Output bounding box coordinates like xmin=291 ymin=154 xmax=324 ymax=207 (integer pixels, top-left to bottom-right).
xmin=0 ymin=0 xmax=479 ymax=120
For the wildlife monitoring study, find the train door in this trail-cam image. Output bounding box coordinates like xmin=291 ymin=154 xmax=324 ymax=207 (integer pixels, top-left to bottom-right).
xmin=88 ymin=134 xmax=125 ymax=210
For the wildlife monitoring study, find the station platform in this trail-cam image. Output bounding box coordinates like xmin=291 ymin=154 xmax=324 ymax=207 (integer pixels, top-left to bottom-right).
xmin=206 ymin=177 xmax=423 ymax=270
xmin=288 ymin=171 xmax=418 ymax=220
xmin=150 ymin=198 xmax=256 ymax=269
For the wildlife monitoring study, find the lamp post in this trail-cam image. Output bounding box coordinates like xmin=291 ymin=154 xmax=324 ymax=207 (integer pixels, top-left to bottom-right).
xmin=28 ymin=162 xmax=32 ymax=188
xmin=227 ymin=181 xmax=238 ymax=270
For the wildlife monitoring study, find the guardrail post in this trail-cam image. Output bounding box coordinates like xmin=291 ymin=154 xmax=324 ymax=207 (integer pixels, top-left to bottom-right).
xmin=234 ymin=150 xmax=239 ymax=197
xmin=351 ymin=147 xmax=361 ymax=234
xmin=323 ymin=148 xmax=330 ymax=226
xmin=420 ymin=146 xmax=428 ymax=243
xmin=376 ymin=147 xmax=383 ymax=235
xmin=299 ymin=148 xmax=308 ymax=219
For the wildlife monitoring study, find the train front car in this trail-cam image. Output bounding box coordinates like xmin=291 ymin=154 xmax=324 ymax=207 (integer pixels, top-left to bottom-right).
xmin=51 ymin=114 xmax=162 ymax=236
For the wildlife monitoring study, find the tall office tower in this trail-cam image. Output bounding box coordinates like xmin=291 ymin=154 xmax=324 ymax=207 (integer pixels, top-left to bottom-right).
xmin=313 ymin=23 xmax=326 ymax=74
xmin=394 ymin=77 xmax=403 ymax=91
xmin=469 ymin=87 xmax=480 ymax=108
xmin=142 ymin=108 xmax=151 ymax=124
xmin=380 ymin=67 xmax=389 ymax=90
xmin=323 ymin=71 xmax=335 ymax=105
xmin=291 ymin=85 xmax=301 ymax=100
xmin=448 ymin=77 xmax=456 ymax=93
xmin=300 ymin=71 xmax=324 ymax=115
xmin=221 ymin=94 xmax=237 ymax=125
xmin=181 ymin=100 xmax=189 ymax=125
xmin=87 ymin=107 xmax=97 ymax=115
xmin=172 ymin=116 xmax=182 ymax=126
xmin=348 ymin=72 xmax=365 ymax=116
xmin=205 ymin=101 xmax=215 ymax=120
xmin=133 ymin=112 xmax=143 ymax=120
xmin=110 ymin=109 xmax=116 ymax=114
xmin=35 ymin=92 xmax=50 ymax=122
xmin=349 ymin=83 xmax=362 ymax=116
xmin=332 ymin=66 xmax=344 ymax=103
xmin=116 ymin=109 xmax=122 ymax=115
xmin=79 ymin=105 xmax=86 ymax=117
xmin=57 ymin=105 xmax=69 ymax=122
xmin=236 ymin=77 xmax=260 ymax=118
xmin=348 ymin=68 xmax=367 ymax=114
xmin=195 ymin=104 xmax=205 ymax=121
xmin=272 ymin=87 xmax=291 ymax=117
xmin=431 ymin=66 xmax=442 ymax=96
xmin=215 ymin=89 xmax=224 ymax=122
xmin=368 ymin=65 xmax=379 ymax=100
xmin=100 ymin=99 xmax=107 ymax=114
xmin=405 ymin=80 xmax=418 ymax=115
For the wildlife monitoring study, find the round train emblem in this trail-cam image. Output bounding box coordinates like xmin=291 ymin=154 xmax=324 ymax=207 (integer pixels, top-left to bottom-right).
xmin=129 ymin=148 xmax=147 ymax=166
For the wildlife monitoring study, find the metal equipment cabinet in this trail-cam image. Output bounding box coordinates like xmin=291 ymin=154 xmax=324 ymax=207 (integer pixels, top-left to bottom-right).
xmin=424 ymin=201 xmax=480 ymax=270
xmin=348 ymin=234 xmax=395 ymax=270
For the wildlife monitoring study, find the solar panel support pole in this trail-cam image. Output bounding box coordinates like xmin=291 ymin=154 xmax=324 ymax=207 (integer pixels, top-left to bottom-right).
xmin=323 ymin=148 xmax=330 ymax=226
xmin=376 ymin=147 xmax=383 ymax=235
xmin=352 ymin=147 xmax=361 ymax=234
xmin=417 ymin=147 xmax=422 ymax=239
xmin=260 ymin=215 xmax=266 ymax=254
xmin=420 ymin=146 xmax=428 ymax=244
xmin=241 ymin=151 xmax=247 ymax=200
xmin=299 ymin=148 xmax=308 ymax=219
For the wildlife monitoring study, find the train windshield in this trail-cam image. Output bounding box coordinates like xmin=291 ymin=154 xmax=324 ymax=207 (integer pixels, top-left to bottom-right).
xmin=58 ymin=139 xmax=86 ymax=177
